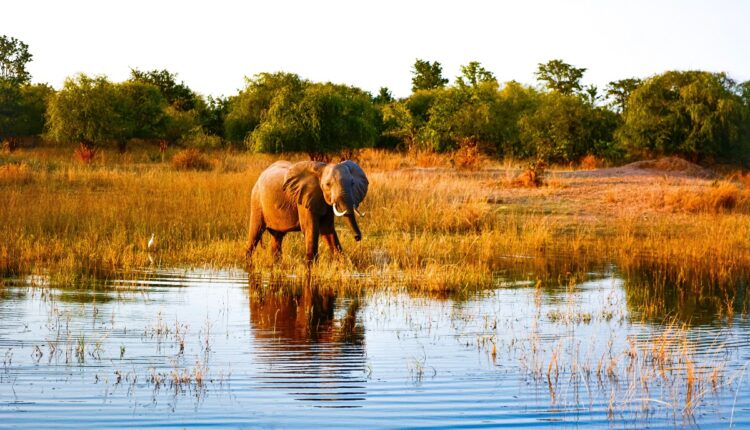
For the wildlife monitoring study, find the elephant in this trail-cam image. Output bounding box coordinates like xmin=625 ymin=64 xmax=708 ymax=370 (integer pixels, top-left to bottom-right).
xmin=245 ymin=159 xmax=369 ymax=265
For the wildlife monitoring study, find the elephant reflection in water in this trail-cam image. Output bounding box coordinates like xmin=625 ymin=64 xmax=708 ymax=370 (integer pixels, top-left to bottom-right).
xmin=248 ymin=283 xmax=366 ymax=405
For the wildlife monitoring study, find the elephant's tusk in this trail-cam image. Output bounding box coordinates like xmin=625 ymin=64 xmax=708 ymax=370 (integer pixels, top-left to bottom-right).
xmin=354 ymin=206 xmax=365 ymax=217
xmin=333 ymin=202 xmax=347 ymax=216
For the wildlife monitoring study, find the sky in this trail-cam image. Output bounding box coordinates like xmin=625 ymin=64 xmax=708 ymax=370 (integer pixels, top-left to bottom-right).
xmin=5 ymin=0 xmax=750 ymax=98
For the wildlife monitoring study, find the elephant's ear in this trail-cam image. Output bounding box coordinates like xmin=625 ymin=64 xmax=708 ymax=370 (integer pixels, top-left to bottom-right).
xmin=340 ymin=160 xmax=369 ymax=207
xmin=283 ymin=161 xmax=327 ymax=214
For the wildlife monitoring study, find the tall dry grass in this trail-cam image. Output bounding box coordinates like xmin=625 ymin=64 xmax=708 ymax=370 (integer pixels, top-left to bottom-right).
xmin=1 ymin=146 xmax=748 ymax=295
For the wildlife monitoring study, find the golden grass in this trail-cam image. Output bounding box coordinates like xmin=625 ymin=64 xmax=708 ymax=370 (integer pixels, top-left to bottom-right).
xmin=0 ymin=146 xmax=748 ymax=296
xmin=171 ymin=148 xmax=214 ymax=171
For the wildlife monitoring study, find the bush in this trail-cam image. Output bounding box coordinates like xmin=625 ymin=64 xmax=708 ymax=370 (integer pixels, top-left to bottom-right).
xmin=171 ymin=148 xmax=213 ymax=171
xmin=662 ymin=182 xmax=744 ymax=213
xmin=512 ymin=159 xmax=546 ymax=187
xmin=180 ymin=129 xmax=222 ymax=150
xmin=453 ymin=138 xmax=485 ymax=170
xmin=74 ymin=143 xmax=97 ymax=164
xmin=618 ymin=71 xmax=748 ymax=162
xmin=579 ymin=154 xmax=600 ymax=170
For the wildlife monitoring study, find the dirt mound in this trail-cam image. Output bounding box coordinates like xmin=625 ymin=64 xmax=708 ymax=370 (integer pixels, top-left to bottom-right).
xmin=625 ymin=157 xmax=716 ymax=178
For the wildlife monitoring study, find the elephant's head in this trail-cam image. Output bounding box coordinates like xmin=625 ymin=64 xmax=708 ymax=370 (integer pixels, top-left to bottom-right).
xmin=283 ymin=160 xmax=369 ymax=241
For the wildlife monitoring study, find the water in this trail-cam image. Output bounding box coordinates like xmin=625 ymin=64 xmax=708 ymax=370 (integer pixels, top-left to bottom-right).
xmin=1 ymin=269 xmax=749 ymax=428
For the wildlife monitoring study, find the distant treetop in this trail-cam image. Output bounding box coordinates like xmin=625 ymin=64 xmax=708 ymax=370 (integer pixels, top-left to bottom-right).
xmin=535 ymin=59 xmax=586 ymax=96
xmin=129 ymin=68 xmax=197 ymax=111
xmin=411 ymin=59 xmax=448 ymax=92
xmin=0 ymin=35 xmax=32 ymax=85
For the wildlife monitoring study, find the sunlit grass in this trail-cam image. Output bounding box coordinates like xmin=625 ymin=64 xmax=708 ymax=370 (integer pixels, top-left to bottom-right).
xmin=1 ymin=146 xmax=748 ymax=297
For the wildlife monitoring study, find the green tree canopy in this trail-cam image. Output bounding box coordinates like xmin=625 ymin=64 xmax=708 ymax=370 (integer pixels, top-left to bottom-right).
xmin=0 ymin=82 xmax=54 ymax=141
xmin=46 ymin=74 xmax=124 ymax=146
xmin=455 ymin=61 xmax=496 ymax=89
xmin=46 ymin=74 xmax=177 ymax=149
xmin=0 ymin=35 xmax=32 ymax=85
xmin=425 ymin=80 xmax=502 ymax=152
xmin=411 ymin=59 xmax=448 ymax=92
xmin=129 ymin=68 xmax=197 ymax=111
xmin=738 ymin=80 xmax=750 ymax=108
xmin=494 ymin=81 xmax=540 ymax=157
xmin=115 ymin=81 xmax=168 ymax=140
xmin=224 ymin=72 xmax=306 ymax=143
xmin=250 ymin=82 xmax=377 ymax=158
xmin=518 ymin=91 xmax=617 ymax=163
xmin=535 ymin=59 xmax=586 ymax=95
xmin=606 ymin=78 xmax=642 ymax=113
xmin=199 ymin=95 xmax=230 ymax=138
xmin=618 ymin=71 xmax=748 ymax=162
xmin=373 ymin=87 xmax=394 ymax=104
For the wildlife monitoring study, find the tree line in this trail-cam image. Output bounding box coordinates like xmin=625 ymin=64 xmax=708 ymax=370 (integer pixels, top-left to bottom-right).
xmin=1 ymin=35 xmax=749 ymax=165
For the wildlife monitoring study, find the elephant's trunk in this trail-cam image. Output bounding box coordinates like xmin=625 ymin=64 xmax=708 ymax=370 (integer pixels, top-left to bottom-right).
xmin=346 ymin=212 xmax=362 ymax=242
xmin=335 ymin=194 xmax=361 ymax=241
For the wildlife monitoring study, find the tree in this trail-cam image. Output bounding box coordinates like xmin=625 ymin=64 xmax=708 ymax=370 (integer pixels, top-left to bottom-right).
xmin=0 ymin=35 xmax=32 ymax=85
xmin=0 ymin=81 xmax=23 ymax=141
xmin=738 ymin=80 xmax=750 ymax=108
xmin=115 ymin=81 xmax=168 ymax=140
xmin=199 ymin=95 xmax=230 ymax=138
xmin=518 ymin=92 xmax=616 ymax=163
xmin=618 ymin=71 xmax=748 ymax=162
xmin=46 ymin=74 xmax=124 ymax=147
xmin=129 ymin=69 xmax=197 ymax=111
xmin=0 ymin=83 xmax=54 ymax=143
xmin=582 ymin=84 xmax=600 ymax=106
xmin=224 ymin=72 xmax=306 ymax=143
xmin=606 ymin=78 xmax=641 ymax=113
xmin=251 ymin=82 xmax=378 ymax=158
xmin=455 ymin=61 xmax=496 ymax=88
xmin=162 ymin=106 xmax=201 ymax=143
xmin=373 ymin=87 xmax=394 ymax=104
xmin=426 ymin=80 xmax=502 ymax=152
xmin=494 ymin=81 xmax=540 ymax=157
xmin=535 ymin=59 xmax=586 ymax=95
xmin=411 ymin=59 xmax=448 ymax=92
xmin=379 ymin=102 xmax=417 ymax=149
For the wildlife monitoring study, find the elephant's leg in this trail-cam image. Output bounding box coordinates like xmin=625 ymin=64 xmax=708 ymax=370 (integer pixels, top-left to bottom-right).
xmin=245 ymin=210 xmax=265 ymax=260
xmin=331 ymin=230 xmax=342 ymax=252
xmin=299 ymin=218 xmax=320 ymax=266
xmin=320 ymin=212 xmax=341 ymax=255
xmin=319 ymin=216 xmax=342 ymax=255
xmin=268 ymin=230 xmax=285 ymax=262
xmin=321 ymin=231 xmax=343 ymax=255
xmin=305 ymin=228 xmax=320 ymax=266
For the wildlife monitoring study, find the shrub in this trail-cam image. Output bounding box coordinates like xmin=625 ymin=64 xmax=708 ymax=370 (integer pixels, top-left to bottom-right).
xmin=579 ymin=154 xmax=600 ymax=170
xmin=706 ymin=182 xmax=739 ymax=212
xmin=171 ymin=148 xmax=213 ymax=171
xmin=180 ymin=129 xmax=222 ymax=150
xmin=74 ymin=143 xmax=97 ymax=164
xmin=453 ymin=138 xmax=485 ymax=170
xmin=512 ymin=159 xmax=546 ymax=187
xmin=1 ymin=138 xmax=18 ymax=153
xmin=662 ymin=182 xmax=743 ymax=213
xmin=618 ymin=71 xmax=748 ymax=162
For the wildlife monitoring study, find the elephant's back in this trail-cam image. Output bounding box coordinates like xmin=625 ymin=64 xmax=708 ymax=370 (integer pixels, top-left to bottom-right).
xmin=256 ymin=161 xmax=292 ymax=192
xmin=254 ymin=161 xmax=299 ymax=231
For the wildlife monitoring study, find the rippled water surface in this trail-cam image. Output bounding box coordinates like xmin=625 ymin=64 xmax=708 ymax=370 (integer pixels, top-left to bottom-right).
xmin=1 ymin=269 xmax=749 ymax=428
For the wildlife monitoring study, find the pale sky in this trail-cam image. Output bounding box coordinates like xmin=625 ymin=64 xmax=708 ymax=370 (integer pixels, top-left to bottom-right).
xmin=6 ymin=0 xmax=750 ymax=98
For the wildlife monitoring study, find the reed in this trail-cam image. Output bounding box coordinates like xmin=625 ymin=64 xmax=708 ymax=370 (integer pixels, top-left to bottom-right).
xmin=1 ymin=146 xmax=748 ymax=297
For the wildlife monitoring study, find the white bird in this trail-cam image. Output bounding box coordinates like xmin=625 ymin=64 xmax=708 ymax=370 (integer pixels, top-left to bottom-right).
xmin=147 ymin=233 xmax=155 ymax=251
